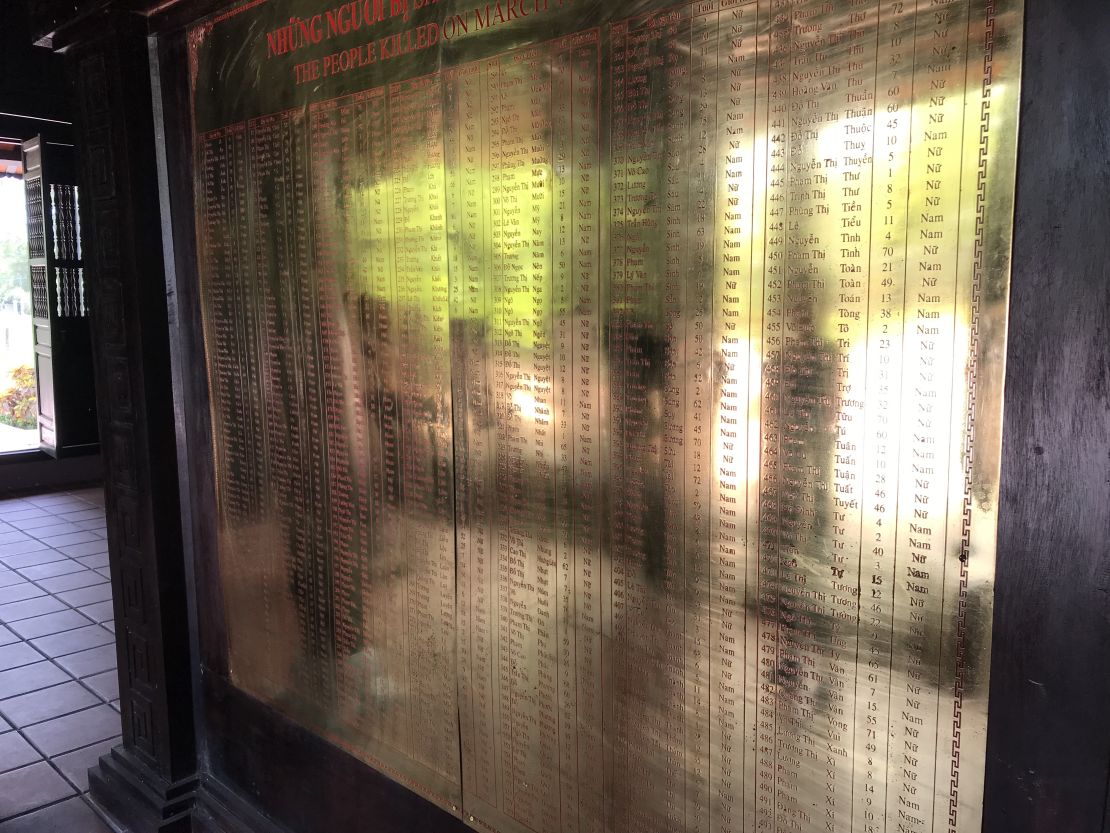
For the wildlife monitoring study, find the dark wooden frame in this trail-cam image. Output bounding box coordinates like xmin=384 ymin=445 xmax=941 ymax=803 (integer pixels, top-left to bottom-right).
xmin=55 ymin=13 xmax=200 ymax=832
xmin=982 ymin=1 xmax=1110 ymax=831
xmin=24 ymin=0 xmax=1110 ymax=830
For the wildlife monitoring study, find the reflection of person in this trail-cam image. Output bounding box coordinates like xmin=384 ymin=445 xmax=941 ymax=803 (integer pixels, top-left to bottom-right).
xmin=607 ymin=307 xmax=693 ymax=832
xmin=273 ymin=256 xmax=338 ymax=728
xmin=762 ymin=309 xmax=836 ymax=697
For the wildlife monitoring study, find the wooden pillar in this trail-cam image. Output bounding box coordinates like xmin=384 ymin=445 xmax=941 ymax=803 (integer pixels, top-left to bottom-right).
xmin=35 ymin=9 xmax=200 ymax=831
xmin=983 ymin=1 xmax=1110 ymax=830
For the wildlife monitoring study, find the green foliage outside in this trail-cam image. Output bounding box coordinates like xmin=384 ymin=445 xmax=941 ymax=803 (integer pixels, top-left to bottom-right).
xmin=0 ymin=365 xmax=37 ymax=430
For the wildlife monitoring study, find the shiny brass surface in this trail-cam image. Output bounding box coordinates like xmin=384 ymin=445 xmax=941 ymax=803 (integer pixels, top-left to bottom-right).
xmin=189 ymin=0 xmax=1023 ymax=830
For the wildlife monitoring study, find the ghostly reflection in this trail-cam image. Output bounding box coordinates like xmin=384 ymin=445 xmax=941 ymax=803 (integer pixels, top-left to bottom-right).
xmin=192 ymin=0 xmax=1020 ymax=830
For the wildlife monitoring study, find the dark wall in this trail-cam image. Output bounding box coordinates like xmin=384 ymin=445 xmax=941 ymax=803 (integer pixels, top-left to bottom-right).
xmin=984 ymin=0 xmax=1110 ymax=831
xmin=0 ymin=455 xmax=102 ymax=498
xmin=0 ymin=1 xmax=73 ymax=128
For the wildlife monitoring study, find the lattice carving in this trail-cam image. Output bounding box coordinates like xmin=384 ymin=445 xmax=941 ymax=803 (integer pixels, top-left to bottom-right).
xmin=55 ymin=267 xmax=88 ymax=318
xmin=51 ymin=184 xmax=82 ymax=261
xmin=31 ymin=265 xmax=49 ymax=319
xmin=25 ymin=177 xmax=45 ymax=259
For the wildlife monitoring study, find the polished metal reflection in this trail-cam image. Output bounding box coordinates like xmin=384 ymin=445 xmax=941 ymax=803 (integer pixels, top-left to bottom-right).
xmin=190 ymin=0 xmax=1023 ymax=831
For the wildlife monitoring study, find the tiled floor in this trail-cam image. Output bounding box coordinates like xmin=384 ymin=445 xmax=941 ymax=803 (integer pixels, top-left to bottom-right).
xmin=0 ymin=488 xmax=118 ymax=832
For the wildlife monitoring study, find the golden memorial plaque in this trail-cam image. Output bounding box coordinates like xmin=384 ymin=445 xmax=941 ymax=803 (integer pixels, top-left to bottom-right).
xmin=189 ymin=0 xmax=1023 ymax=830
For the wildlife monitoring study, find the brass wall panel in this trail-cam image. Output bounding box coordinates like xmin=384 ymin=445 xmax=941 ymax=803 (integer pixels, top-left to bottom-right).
xmin=188 ymin=0 xmax=1023 ymax=830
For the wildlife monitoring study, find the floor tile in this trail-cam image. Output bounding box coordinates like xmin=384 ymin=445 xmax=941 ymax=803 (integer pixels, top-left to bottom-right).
xmin=0 ymin=795 xmax=110 ymax=832
xmin=74 ymin=554 xmax=109 ymax=570
xmin=56 ymin=584 xmax=113 ymax=609
xmin=0 ymin=682 xmax=100 ymax=728
xmin=37 ymin=533 xmax=100 ymax=549
xmin=0 ymin=550 xmax=66 ymax=570
xmin=0 ymin=509 xmax=48 ymax=522
xmin=22 ymin=705 xmax=121 ymax=757
xmin=0 ymin=584 xmax=46 ymax=606
xmin=76 ymin=602 xmax=113 ymax=624
xmin=7 ymin=516 xmax=73 ymax=532
xmin=57 ymin=542 xmax=108 ymax=559
xmin=51 ymin=736 xmax=119 ymax=792
xmin=8 ymin=610 xmax=94 ymax=640
xmin=25 ymin=524 xmax=84 ymax=541
xmin=52 ymin=510 xmax=102 ymax=524
xmin=36 ymin=572 xmax=108 ymax=594
xmin=0 ymin=662 xmax=69 ymax=701
xmin=0 ymin=573 xmax=21 ymax=589
xmin=67 ymin=490 xmax=104 ymax=503
xmin=26 ymin=496 xmax=87 ymax=511
xmin=0 ymin=596 xmax=66 ymax=624
xmin=82 ymin=671 xmax=118 ymax=702
xmin=30 ymin=626 xmax=114 ymax=659
xmin=0 ymin=732 xmax=40 ymax=774
xmin=56 ymin=645 xmax=116 ymax=680
xmin=0 ymin=494 xmax=110 ymax=823
xmin=0 ymin=541 xmax=50 ymax=558
xmin=17 ymin=561 xmax=86 ymax=581
xmin=0 ymin=643 xmax=43 ymax=672
xmin=0 ymin=761 xmax=75 ymax=820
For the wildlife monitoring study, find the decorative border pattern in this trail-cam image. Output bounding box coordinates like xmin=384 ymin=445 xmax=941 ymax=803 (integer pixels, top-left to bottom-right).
xmin=949 ymin=2 xmax=997 ymax=830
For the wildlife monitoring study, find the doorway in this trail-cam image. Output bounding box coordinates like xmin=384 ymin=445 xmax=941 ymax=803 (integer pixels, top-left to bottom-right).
xmin=0 ymin=171 xmax=37 ymax=454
